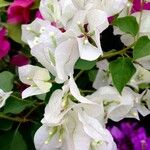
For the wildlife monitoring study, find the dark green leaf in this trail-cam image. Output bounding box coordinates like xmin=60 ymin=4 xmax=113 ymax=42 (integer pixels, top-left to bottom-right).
xmin=0 ymin=71 xmax=14 ymax=91
xmin=88 ymin=70 xmax=98 ymax=82
xmin=109 ymin=57 xmax=136 ymax=93
xmin=133 ymin=36 xmax=150 ymax=60
xmin=0 ymin=131 xmax=27 ymax=150
xmin=75 ymin=59 xmax=96 ymax=70
xmin=113 ymin=16 xmax=139 ymax=36
xmin=0 ymin=119 xmax=13 ymax=131
xmin=3 ymin=96 xmax=34 ymax=114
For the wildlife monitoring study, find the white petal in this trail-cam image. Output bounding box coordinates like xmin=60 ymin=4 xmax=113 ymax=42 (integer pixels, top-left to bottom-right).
xmin=18 ymin=65 xmax=41 ymax=85
xmin=69 ymin=76 xmax=95 ymax=104
xmin=137 ymin=56 xmax=150 ymax=70
xmin=31 ymin=44 xmax=56 ymax=76
xmin=22 ymin=86 xmax=45 ymax=99
xmin=0 ymin=90 xmax=12 ymax=108
xmin=55 ymin=39 xmax=79 ymax=83
xmin=93 ymin=70 xmax=110 ymax=89
xmin=73 ymin=122 xmax=91 ymax=150
xmin=107 ymin=87 xmax=134 ymax=121
xmin=34 ymin=125 xmax=61 ymax=150
xmin=42 ymin=89 xmax=64 ymax=126
xmin=39 ymin=0 xmax=61 ymax=21
xmin=78 ymin=112 xmax=110 ymax=141
xmin=100 ymin=0 xmax=128 ymax=16
xmin=77 ymin=38 xmax=102 ymax=61
xmin=87 ymin=9 xmax=109 ymax=33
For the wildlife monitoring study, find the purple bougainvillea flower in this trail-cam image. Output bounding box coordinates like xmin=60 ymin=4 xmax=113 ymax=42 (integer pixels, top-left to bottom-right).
xmin=7 ymin=0 xmax=34 ymax=24
xmin=10 ymin=53 xmax=29 ymax=66
xmin=132 ymin=0 xmax=150 ymax=13
xmin=109 ymin=121 xmax=150 ymax=150
xmin=0 ymin=28 xmax=10 ymax=59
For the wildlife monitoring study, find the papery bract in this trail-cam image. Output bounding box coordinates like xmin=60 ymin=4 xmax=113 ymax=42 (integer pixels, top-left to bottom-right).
xmin=18 ymin=65 xmax=52 ymax=99
xmin=7 ymin=0 xmax=34 ymax=24
xmin=10 ymin=53 xmax=29 ymax=66
xmin=0 ymin=89 xmax=12 ymax=108
xmin=0 ymin=28 xmax=10 ymax=59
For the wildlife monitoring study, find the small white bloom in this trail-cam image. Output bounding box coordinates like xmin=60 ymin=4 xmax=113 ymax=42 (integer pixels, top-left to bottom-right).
xmin=137 ymin=90 xmax=150 ymax=117
xmin=137 ymin=55 xmax=150 ymax=70
xmin=18 ymin=65 xmax=52 ymax=99
xmin=55 ymin=39 xmax=79 ymax=83
xmin=93 ymin=60 xmax=111 ymax=89
xmin=99 ymin=0 xmax=128 ymax=17
xmin=22 ymin=19 xmax=52 ymax=48
xmin=129 ymin=64 xmax=150 ymax=89
xmin=0 ymin=89 xmax=12 ymax=108
xmin=39 ymin=0 xmax=61 ymax=22
xmin=91 ymin=86 xmax=134 ymax=122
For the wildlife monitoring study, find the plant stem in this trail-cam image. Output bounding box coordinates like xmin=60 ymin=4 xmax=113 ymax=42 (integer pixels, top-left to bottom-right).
xmin=98 ymin=42 xmax=135 ymax=61
xmin=75 ymin=70 xmax=84 ymax=81
xmin=0 ymin=113 xmax=31 ymax=123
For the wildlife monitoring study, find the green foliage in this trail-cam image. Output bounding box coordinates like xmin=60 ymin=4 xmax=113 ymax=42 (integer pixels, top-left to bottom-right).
xmin=75 ymin=59 xmax=96 ymax=70
xmin=0 ymin=0 xmax=11 ymax=8
xmin=133 ymin=36 xmax=150 ymax=60
xmin=4 ymin=24 xmax=23 ymax=44
xmin=109 ymin=57 xmax=136 ymax=93
xmin=3 ymin=95 xmax=34 ymax=114
xmin=0 ymin=131 xmax=27 ymax=150
xmin=0 ymin=71 xmax=14 ymax=91
xmin=113 ymin=16 xmax=139 ymax=36
xmin=0 ymin=120 xmax=13 ymax=131
xmin=88 ymin=70 xmax=98 ymax=82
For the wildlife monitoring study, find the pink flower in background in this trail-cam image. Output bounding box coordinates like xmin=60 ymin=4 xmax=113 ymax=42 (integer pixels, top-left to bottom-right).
xmin=0 ymin=28 xmax=10 ymax=59
xmin=35 ymin=10 xmax=43 ymax=19
xmin=7 ymin=0 xmax=34 ymax=24
xmin=132 ymin=0 xmax=150 ymax=13
xmin=10 ymin=53 xmax=29 ymax=66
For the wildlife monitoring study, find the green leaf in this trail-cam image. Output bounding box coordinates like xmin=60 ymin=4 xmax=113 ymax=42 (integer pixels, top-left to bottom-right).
xmin=36 ymin=94 xmax=46 ymax=101
xmin=0 ymin=0 xmax=11 ymax=8
xmin=109 ymin=58 xmax=136 ymax=93
xmin=3 ymin=96 xmax=34 ymax=114
xmin=31 ymin=0 xmax=40 ymax=9
xmin=0 ymin=71 xmax=14 ymax=91
xmin=4 ymin=24 xmax=22 ymax=44
xmin=75 ymin=59 xmax=96 ymax=70
xmin=133 ymin=36 xmax=150 ymax=60
xmin=113 ymin=16 xmax=139 ymax=36
xmin=88 ymin=70 xmax=98 ymax=82
xmin=0 ymin=131 xmax=27 ymax=150
xmin=0 ymin=120 xmax=13 ymax=131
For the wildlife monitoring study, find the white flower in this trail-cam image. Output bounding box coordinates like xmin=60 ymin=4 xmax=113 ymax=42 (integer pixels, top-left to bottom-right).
xmin=69 ymin=9 xmax=109 ymax=61
xmin=34 ymin=79 xmax=116 ymax=150
xmin=39 ymin=0 xmax=76 ymax=27
xmin=99 ymin=0 xmax=128 ymax=17
xmin=0 ymin=89 xmax=12 ymax=108
xmin=55 ymin=39 xmax=79 ymax=83
xmin=18 ymin=65 xmax=52 ymax=99
xmin=129 ymin=64 xmax=150 ymax=89
xmin=78 ymin=112 xmax=117 ymax=150
xmin=93 ymin=60 xmax=111 ymax=89
xmin=136 ymin=56 xmax=150 ymax=70
xmin=39 ymin=0 xmax=61 ymax=22
xmin=22 ymin=19 xmax=54 ymax=48
xmin=90 ymin=86 xmax=135 ymax=122
xmin=136 ymin=90 xmax=150 ymax=117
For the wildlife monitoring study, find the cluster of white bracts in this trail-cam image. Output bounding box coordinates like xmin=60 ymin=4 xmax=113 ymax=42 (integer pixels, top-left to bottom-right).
xmin=18 ymin=0 xmax=150 ymax=150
